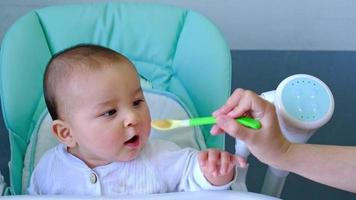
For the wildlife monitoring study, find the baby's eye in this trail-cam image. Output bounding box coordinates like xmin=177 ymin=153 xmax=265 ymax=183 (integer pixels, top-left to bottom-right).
xmin=103 ymin=109 xmax=117 ymax=117
xmin=133 ymin=99 xmax=144 ymax=107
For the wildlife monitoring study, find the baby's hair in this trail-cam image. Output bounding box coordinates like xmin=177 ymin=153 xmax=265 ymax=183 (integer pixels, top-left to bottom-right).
xmin=43 ymin=44 xmax=132 ymax=120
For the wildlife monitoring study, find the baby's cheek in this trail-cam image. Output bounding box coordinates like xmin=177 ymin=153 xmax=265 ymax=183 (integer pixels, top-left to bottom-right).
xmin=103 ymin=135 xmax=124 ymax=149
xmin=143 ymin=121 xmax=152 ymax=135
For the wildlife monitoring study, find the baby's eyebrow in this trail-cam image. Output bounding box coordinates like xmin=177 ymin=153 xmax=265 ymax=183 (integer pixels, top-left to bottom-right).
xmin=94 ymin=88 xmax=143 ymax=109
xmin=94 ymin=99 xmax=116 ymax=109
xmin=134 ymin=87 xmax=143 ymax=95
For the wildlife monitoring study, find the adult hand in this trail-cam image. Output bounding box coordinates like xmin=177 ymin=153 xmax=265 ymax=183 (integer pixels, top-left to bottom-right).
xmin=211 ymin=89 xmax=290 ymax=167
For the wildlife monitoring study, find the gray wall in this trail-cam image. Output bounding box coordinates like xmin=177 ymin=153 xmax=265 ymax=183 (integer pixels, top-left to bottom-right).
xmin=1 ymin=1 xmax=356 ymax=199
xmin=2 ymin=0 xmax=356 ymax=50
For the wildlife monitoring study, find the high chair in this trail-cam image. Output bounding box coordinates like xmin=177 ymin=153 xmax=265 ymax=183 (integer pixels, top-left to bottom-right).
xmin=0 ymin=2 xmax=280 ymax=199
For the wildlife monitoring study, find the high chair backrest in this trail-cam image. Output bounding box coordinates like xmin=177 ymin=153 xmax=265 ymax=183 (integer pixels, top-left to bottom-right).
xmin=0 ymin=3 xmax=231 ymax=194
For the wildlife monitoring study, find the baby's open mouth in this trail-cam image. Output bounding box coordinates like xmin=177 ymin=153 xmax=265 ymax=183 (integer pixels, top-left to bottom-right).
xmin=124 ymin=135 xmax=140 ymax=147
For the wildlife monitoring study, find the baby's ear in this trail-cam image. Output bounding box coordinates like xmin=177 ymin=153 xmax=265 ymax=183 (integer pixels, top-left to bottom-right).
xmin=52 ymin=119 xmax=76 ymax=148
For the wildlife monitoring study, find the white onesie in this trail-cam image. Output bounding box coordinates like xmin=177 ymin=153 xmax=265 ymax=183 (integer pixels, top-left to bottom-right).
xmin=28 ymin=139 xmax=236 ymax=195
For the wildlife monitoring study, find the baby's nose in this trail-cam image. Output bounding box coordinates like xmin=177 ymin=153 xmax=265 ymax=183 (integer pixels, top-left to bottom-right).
xmin=123 ymin=110 xmax=139 ymax=127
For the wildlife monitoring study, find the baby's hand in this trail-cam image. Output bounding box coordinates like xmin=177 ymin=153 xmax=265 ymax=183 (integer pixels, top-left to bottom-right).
xmin=198 ymin=149 xmax=246 ymax=186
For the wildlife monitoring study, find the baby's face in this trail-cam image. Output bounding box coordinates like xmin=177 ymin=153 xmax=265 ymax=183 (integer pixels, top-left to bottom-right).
xmin=64 ymin=62 xmax=151 ymax=167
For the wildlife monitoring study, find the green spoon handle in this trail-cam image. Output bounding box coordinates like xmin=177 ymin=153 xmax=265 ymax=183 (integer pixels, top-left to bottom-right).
xmin=189 ymin=116 xmax=261 ymax=129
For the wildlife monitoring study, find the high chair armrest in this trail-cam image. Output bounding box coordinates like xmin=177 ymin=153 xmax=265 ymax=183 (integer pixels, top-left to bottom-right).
xmin=231 ymin=166 xmax=248 ymax=192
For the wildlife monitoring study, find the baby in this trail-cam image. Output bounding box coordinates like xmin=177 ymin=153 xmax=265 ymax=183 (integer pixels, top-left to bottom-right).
xmin=28 ymin=44 xmax=244 ymax=195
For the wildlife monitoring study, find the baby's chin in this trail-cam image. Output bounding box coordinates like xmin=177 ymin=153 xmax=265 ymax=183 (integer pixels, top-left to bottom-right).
xmin=115 ymin=147 xmax=145 ymax=162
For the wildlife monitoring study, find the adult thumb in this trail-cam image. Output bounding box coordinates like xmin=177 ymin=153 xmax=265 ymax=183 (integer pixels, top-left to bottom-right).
xmin=216 ymin=115 xmax=253 ymax=142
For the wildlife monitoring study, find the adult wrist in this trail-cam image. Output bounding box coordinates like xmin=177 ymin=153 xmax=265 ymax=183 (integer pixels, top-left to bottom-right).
xmin=269 ymin=141 xmax=294 ymax=171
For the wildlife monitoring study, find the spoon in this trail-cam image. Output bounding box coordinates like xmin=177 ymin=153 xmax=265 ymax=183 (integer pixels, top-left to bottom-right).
xmin=151 ymin=116 xmax=261 ymax=131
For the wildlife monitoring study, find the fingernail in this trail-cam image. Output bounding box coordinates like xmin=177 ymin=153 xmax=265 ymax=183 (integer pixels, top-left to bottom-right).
xmin=210 ymin=130 xmax=217 ymax=135
xmin=210 ymin=126 xmax=219 ymax=135
xmin=212 ymin=111 xmax=218 ymax=116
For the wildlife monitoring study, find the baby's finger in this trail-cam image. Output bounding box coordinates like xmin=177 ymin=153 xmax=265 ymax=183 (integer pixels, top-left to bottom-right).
xmin=219 ymin=152 xmax=231 ymax=175
xmin=234 ymin=155 xmax=247 ymax=168
xmin=207 ymin=149 xmax=220 ymax=176
xmin=198 ymin=151 xmax=208 ymax=167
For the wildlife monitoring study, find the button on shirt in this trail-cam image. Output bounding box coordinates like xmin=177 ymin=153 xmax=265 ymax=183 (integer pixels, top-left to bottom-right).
xmin=90 ymin=173 xmax=97 ymax=184
xmin=28 ymin=139 xmax=237 ymax=195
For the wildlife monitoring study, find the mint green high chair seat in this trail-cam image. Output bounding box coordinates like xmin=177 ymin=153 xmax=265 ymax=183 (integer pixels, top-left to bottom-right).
xmin=0 ymin=3 xmax=231 ymax=195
